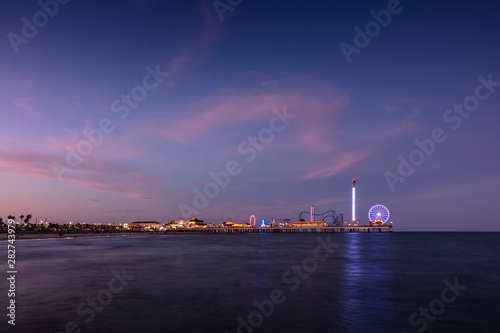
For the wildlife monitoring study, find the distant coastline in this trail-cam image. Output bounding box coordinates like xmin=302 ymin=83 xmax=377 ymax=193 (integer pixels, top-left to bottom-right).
xmin=0 ymin=231 xmax=148 ymax=240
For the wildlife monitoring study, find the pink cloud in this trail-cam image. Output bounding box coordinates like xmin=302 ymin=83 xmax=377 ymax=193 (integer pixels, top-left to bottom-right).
xmin=12 ymin=97 xmax=45 ymax=122
xmin=292 ymin=105 xmax=425 ymax=181
xmin=129 ymin=77 xmax=350 ymax=156
xmin=0 ymin=147 xmax=165 ymax=201
xmin=0 ymin=149 xmax=55 ymax=179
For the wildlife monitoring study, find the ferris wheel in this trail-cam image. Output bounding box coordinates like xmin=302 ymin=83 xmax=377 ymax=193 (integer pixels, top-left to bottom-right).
xmin=368 ymin=205 xmax=390 ymax=223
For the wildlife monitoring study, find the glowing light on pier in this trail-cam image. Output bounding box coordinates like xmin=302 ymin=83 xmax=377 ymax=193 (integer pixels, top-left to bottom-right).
xmin=352 ymin=178 xmax=356 ymax=222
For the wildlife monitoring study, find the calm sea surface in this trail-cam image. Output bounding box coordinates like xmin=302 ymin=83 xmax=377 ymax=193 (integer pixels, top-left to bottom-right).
xmin=2 ymin=232 xmax=500 ymax=332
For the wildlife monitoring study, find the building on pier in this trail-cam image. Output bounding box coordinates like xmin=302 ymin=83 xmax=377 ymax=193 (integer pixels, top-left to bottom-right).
xmin=130 ymin=221 xmax=161 ymax=230
xmin=291 ymin=221 xmax=326 ymax=227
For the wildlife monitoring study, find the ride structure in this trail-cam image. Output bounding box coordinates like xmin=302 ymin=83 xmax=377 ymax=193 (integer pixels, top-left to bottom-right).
xmin=298 ymin=207 xmax=344 ymax=226
xmin=249 ymin=215 xmax=256 ymax=226
xmin=368 ymin=205 xmax=390 ymax=226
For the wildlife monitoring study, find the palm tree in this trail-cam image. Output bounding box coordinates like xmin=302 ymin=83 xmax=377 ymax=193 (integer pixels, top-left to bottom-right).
xmin=24 ymin=214 xmax=32 ymax=230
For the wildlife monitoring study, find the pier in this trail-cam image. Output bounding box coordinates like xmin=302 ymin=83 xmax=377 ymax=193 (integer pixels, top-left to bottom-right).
xmin=162 ymin=225 xmax=392 ymax=234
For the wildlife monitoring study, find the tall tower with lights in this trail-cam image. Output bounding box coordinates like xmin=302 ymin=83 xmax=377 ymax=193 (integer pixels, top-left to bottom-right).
xmin=352 ymin=178 xmax=356 ymax=223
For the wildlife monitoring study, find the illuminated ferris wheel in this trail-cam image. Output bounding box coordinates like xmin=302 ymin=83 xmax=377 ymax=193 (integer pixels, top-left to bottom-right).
xmin=368 ymin=205 xmax=390 ymax=223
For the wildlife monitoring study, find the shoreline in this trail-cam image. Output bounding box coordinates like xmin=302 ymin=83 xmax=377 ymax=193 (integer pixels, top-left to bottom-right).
xmin=1 ymin=231 xmax=150 ymax=240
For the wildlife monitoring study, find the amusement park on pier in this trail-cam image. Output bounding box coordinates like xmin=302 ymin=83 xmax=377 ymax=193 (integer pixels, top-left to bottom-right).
xmin=158 ymin=179 xmax=392 ymax=234
xmin=1 ymin=179 xmax=393 ymax=235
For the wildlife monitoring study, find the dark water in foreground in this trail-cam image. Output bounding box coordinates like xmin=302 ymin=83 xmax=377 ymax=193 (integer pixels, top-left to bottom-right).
xmin=2 ymin=233 xmax=500 ymax=332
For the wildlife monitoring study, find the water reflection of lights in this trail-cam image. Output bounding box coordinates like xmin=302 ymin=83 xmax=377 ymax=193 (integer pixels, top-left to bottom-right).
xmin=344 ymin=233 xmax=363 ymax=285
xmin=334 ymin=234 xmax=393 ymax=329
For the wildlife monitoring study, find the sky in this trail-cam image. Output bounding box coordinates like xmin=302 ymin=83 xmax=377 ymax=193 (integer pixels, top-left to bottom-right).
xmin=0 ymin=0 xmax=499 ymax=231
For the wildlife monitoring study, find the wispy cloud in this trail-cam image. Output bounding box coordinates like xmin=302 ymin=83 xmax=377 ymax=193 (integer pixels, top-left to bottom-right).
xmin=12 ymin=97 xmax=45 ymax=122
xmin=298 ymin=149 xmax=374 ymax=181
xmin=0 ymin=147 xmax=165 ymax=200
xmin=128 ymin=76 xmax=350 ymax=150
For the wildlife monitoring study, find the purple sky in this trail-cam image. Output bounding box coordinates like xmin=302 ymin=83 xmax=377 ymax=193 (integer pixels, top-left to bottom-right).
xmin=1 ymin=0 xmax=499 ymax=231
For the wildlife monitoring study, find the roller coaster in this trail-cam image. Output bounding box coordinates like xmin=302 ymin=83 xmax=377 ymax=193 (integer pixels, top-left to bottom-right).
xmin=298 ymin=210 xmax=344 ymax=226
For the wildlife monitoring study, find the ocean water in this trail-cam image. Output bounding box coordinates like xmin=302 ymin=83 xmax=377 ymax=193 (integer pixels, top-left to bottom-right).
xmin=2 ymin=232 xmax=500 ymax=332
